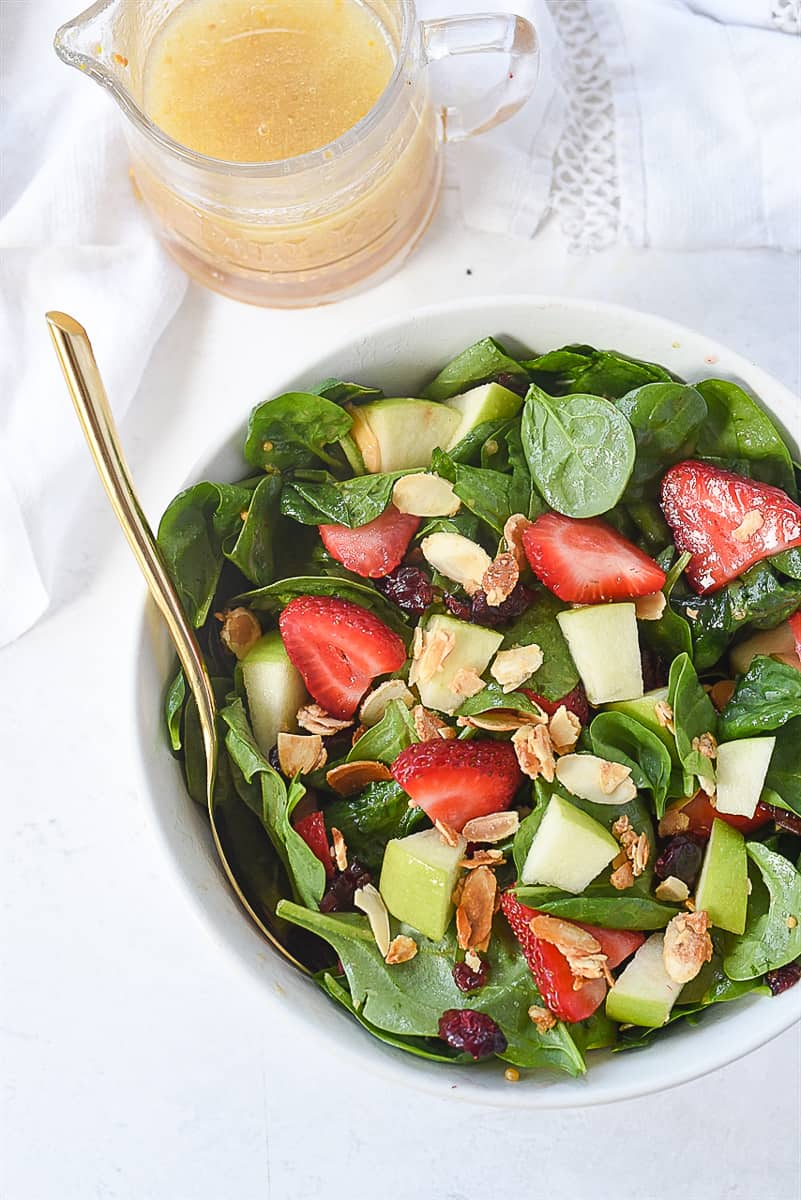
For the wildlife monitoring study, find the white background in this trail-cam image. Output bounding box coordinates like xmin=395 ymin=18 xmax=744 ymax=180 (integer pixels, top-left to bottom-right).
xmin=2 ymin=188 xmax=800 ymax=1196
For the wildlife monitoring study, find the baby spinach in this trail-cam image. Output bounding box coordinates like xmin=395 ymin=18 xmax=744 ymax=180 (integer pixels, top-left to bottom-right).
xmin=238 ymin=575 xmax=411 ymax=639
xmin=694 ymin=379 xmax=797 ymax=497
xmin=522 ymin=345 xmax=674 ymax=398
xmin=456 ymin=682 xmax=543 ymax=720
xmin=423 ymin=336 xmax=530 ymax=402
xmin=244 ymin=392 xmax=353 ymax=472
xmin=765 ymin=717 xmax=801 ymax=816
xmin=513 ymin=885 xmax=678 ymax=930
xmin=346 ymin=700 xmax=418 ymax=765
xmin=512 ymin=791 xmax=549 ymax=878
xmin=724 ymin=843 xmax=801 ymax=979
xmin=639 ymin=550 xmax=694 ymax=665
xmin=431 ymin=449 xmax=514 ymax=535
xmin=668 ymin=653 xmax=718 ymax=783
xmin=719 ymin=656 xmax=801 ymax=738
xmin=615 ymin=382 xmax=707 ymax=498
xmin=626 ymin=500 xmax=673 ymax=552
xmin=589 ymin=711 xmax=673 ymax=816
xmin=501 ymin=592 xmax=580 ymax=701
xmin=280 ymin=470 xmax=408 ymax=528
xmin=522 ymin=384 xmax=636 ymax=518
xmin=325 ymin=780 xmax=424 ymax=874
xmin=225 ymin=474 xmax=282 ymax=587
xmin=771 ymin=547 xmax=801 ymax=580
xmin=164 ymin=669 xmax=186 ymax=753
xmin=449 ymin=418 xmax=514 ymax=466
xmin=312 ymin=379 xmax=382 ymax=405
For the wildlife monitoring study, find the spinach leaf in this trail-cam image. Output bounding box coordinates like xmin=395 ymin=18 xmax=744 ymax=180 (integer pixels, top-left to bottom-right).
xmin=626 ymin=500 xmax=673 ymax=552
xmin=417 ymin=512 xmax=483 ymax=542
xmin=771 ymin=547 xmax=801 ymax=580
xmin=522 ymin=345 xmax=674 ymax=398
xmin=164 ymin=669 xmax=186 ymax=753
xmin=724 ymin=843 xmax=801 ymax=979
xmin=325 ymin=780 xmax=424 ymax=874
xmin=449 ymin=418 xmax=515 ymax=466
xmin=280 ymin=471 xmax=408 ymax=528
xmin=765 ymin=717 xmax=801 ymax=816
xmin=312 ymin=379 xmax=382 ymax=405
xmin=225 ymin=474 xmax=282 ymax=586
xmin=347 ymin=700 xmax=418 ymax=765
xmin=423 ymin=337 xmax=530 ymax=402
xmin=157 ymin=480 xmax=256 ymax=626
xmin=694 ymin=380 xmax=797 ymax=497
xmin=431 ymin=449 xmax=513 ymax=535
xmin=320 ymin=973 xmax=469 ymax=1062
xmin=505 ymin=422 xmax=545 ymax=519
xmin=521 ymin=385 xmax=636 ymax=518
xmin=513 ymin=885 xmax=678 ymax=930
xmin=719 ymin=656 xmax=801 ymax=738
xmin=639 ymin=551 xmax=694 ymax=664
xmin=512 ymin=791 xmax=549 ymax=878
xmin=501 ymin=592 xmax=579 ymax=701
xmin=238 ymin=575 xmax=411 ymax=639
xmin=667 ymin=653 xmax=718 ymax=782
xmin=589 ymin=711 xmax=673 ymax=816
xmin=244 ymin=393 xmax=352 ymax=471
xmin=616 ymin=383 xmax=707 ymax=499
xmin=457 ymin=682 xmax=544 ymax=720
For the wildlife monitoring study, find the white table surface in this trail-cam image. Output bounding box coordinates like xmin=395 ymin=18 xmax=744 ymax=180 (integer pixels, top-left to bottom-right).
xmin=2 ymin=194 xmax=800 ymax=1199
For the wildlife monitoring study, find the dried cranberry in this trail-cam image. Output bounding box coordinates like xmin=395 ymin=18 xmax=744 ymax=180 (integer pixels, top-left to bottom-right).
xmin=376 ymin=566 xmax=434 ymax=617
xmin=438 ymin=1009 xmax=507 ymax=1059
xmin=495 ymin=371 xmax=529 ymax=397
xmin=654 ymin=833 xmax=706 ymax=888
xmin=443 ymin=593 xmax=472 ymax=621
xmin=452 ymin=959 xmax=490 ymax=993
xmin=268 ymin=745 xmax=281 ymax=772
xmin=766 ymin=960 xmax=801 ymax=996
xmin=319 ymin=858 xmax=372 ymax=913
xmin=471 ymin=584 xmax=533 ymax=628
xmin=764 ymin=805 xmax=801 ymax=837
xmin=640 ymin=645 xmax=667 ymax=692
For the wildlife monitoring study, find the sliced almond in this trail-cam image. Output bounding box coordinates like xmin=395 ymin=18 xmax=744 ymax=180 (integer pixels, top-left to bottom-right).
xmin=548 ymin=705 xmax=581 ymax=754
xmin=460 ymin=849 xmax=506 ymax=869
xmin=385 ymin=934 xmax=418 ymax=965
xmin=412 ymin=705 xmax=454 ymax=741
xmin=528 ymin=915 xmax=609 ymax=981
xmin=732 ymin=510 xmax=764 ymax=542
xmin=691 ymin=731 xmax=718 ymax=760
xmin=512 ymin=723 xmax=555 ymax=781
xmin=354 ymin=884 xmax=391 ymax=957
xmin=634 ymin=591 xmax=666 ymax=621
xmin=359 ymin=679 xmax=415 ymax=727
xmin=503 ymin=513 xmax=532 ymax=570
xmin=599 ymin=760 xmax=634 ymax=795
xmin=409 ymin=627 xmax=455 ymax=686
xmin=297 ymin=704 xmax=353 ymax=736
xmin=490 ymin=644 xmax=543 ymax=693
xmin=654 ymin=700 xmax=675 ymax=734
xmin=420 ymin=531 xmax=492 ymax=596
xmin=662 ymin=910 xmax=713 ymax=983
xmin=331 ymin=826 xmax=348 ymax=872
xmin=455 ymin=865 xmax=497 ymax=952
xmin=450 ymin=667 xmax=486 ymax=700
xmin=392 ymin=473 xmax=461 ymax=517
xmin=528 ymin=1004 xmax=557 ymax=1033
xmin=655 ymin=876 xmax=690 ymax=903
xmin=462 ymin=811 xmax=520 ymax=843
xmin=216 ymin=607 xmax=262 ymax=659
xmin=325 ymin=760 xmax=393 ymax=796
xmin=277 ymin=732 xmax=327 ymax=776
xmin=482 ymin=552 xmax=519 ymax=607
xmin=457 ymin=707 xmax=546 ymax=733
xmin=435 ymin=818 xmax=461 ymax=848
xmin=555 ymin=754 xmax=637 ymax=806
xmin=610 ymin=861 xmax=635 ymax=890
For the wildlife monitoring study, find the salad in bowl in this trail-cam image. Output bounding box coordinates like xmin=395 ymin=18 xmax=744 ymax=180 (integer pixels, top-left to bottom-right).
xmin=159 ymin=333 xmax=801 ymax=1080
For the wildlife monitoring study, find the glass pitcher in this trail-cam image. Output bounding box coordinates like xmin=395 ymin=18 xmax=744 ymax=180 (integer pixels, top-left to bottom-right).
xmin=54 ymin=1 xmax=540 ymax=308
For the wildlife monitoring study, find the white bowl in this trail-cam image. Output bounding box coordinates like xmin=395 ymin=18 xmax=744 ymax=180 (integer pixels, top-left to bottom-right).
xmin=133 ymin=295 xmax=801 ymax=1107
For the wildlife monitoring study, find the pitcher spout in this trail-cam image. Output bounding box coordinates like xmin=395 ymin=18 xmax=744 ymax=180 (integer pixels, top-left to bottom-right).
xmin=54 ymin=0 xmax=146 ymax=122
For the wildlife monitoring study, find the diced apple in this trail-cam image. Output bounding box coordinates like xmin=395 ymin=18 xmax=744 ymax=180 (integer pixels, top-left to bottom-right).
xmin=443 ymin=382 xmax=523 ymax=449
xmin=414 ymin=614 xmax=502 ymax=714
xmin=379 ymin=827 xmax=467 ymax=941
xmin=694 ymin=818 xmax=748 ymax=935
xmin=349 ymin=398 xmax=461 ymax=474
xmin=605 ymin=933 xmax=684 ymax=1027
xmin=604 ymin=687 xmax=679 ymax=763
xmin=715 ymin=737 xmax=776 ymax=819
xmin=555 ymin=753 xmax=638 ymax=805
xmin=730 ymin=622 xmax=800 ymax=676
xmin=521 ymin=794 xmax=619 ymax=893
xmin=242 ymin=631 xmax=308 ymax=756
xmin=556 ymin=603 xmax=643 ymax=705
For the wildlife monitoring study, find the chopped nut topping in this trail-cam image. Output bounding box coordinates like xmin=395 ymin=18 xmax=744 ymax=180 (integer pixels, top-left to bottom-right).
xmin=412 ymin=705 xmax=455 ymax=741
xmin=710 ymin=679 xmax=736 ymax=712
xmin=326 ymin=760 xmax=393 ymax=796
xmin=482 ymin=552 xmax=519 ymax=607
xmin=654 ymin=700 xmax=675 ymax=734
xmin=611 ymin=813 xmax=650 ymax=878
xmin=460 ymin=849 xmax=506 ymax=869
xmin=490 ymin=644 xmax=544 ymax=693
xmin=353 ymin=883 xmax=391 ymax=957
xmin=503 ymin=513 xmax=532 ymax=570
xmin=409 ymin=627 xmax=455 ymax=686
xmin=464 ymin=949 xmax=482 ymax=972
xmin=692 ymin=731 xmax=718 ymax=760
xmin=457 ymin=708 xmax=546 ymax=733
xmin=450 ymin=667 xmax=486 ymax=700
xmin=610 ymin=861 xmax=635 ymax=890
xmin=435 ymin=818 xmax=461 ymax=848
xmin=658 ymin=806 xmax=690 ymax=837
xmin=612 ymin=814 xmax=632 ymax=841
xmin=461 ymin=811 xmax=520 ymax=843
xmin=359 ymin=679 xmax=414 ymax=727
xmin=392 ymin=473 xmax=461 ymax=517
xmin=634 ymin=591 xmax=667 ymax=621
xmin=732 ymin=509 xmax=764 ymax=542
xmin=548 ymin=705 xmax=582 ymax=754
xmin=512 ymin=723 xmax=556 ymax=781
xmin=385 ymin=934 xmax=418 ymax=964
xmin=277 ymin=732 xmax=327 ymax=776
xmin=529 ymin=915 xmax=610 ymax=981
xmin=662 ymin=910 xmax=713 ymax=983
xmin=528 ymin=1004 xmax=557 ymax=1033
xmin=351 ymin=724 xmax=368 ymax=745
xmin=297 ymin=704 xmax=353 ymax=736
xmin=420 ymin=531 xmax=492 ymax=596
xmin=631 ymin=832 xmax=650 ymax=877
xmin=455 ymin=865 xmax=497 ymax=952
xmin=655 ymin=876 xmax=691 ymax=903
xmin=599 ymin=760 xmax=633 ymax=795
xmin=331 ymin=827 xmax=348 ymax=873
xmin=216 ymin=607 xmax=262 ymax=659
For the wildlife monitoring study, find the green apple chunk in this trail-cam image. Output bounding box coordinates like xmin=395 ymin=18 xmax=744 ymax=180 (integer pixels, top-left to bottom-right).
xmin=414 ymin=613 xmax=502 ymax=714
xmin=379 ymin=827 xmax=467 ymax=941
xmin=242 ymin=631 xmax=308 ymax=757
xmin=521 ymin=794 xmax=619 ymax=893
xmin=349 ymin=398 xmax=461 ymax=473
xmin=730 ymin=621 xmax=800 ymax=676
xmin=604 ymin=687 xmax=679 ymax=763
xmin=557 ymin=603 xmax=643 ymax=705
xmin=694 ymin=818 xmax=748 ymax=935
xmin=606 ymin=933 xmax=684 ymax=1027
xmin=443 ymin=382 xmax=523 ymax=449
xmin=715 ymin=737 xmax=776 ymax=819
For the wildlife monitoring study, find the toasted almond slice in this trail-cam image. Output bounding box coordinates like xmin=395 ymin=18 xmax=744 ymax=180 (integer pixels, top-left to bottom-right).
xmin=326 ymin=760 xmax=393 ymax=796
xmin=528 ymin=1004 xmax=557 ymax=1032
xmin=409 ymin=627 xmax=455 ymax=686
xmin=392 ymin=473 xmax=461 ymax=517
xmin=435 ymin=818 xmax=461 ymax=848
xmin=490 ymin=644 xmax=544 ymax=693
xmin=548 ymin=705 xmax=582 ymax=754
xmin=630 ymin=832 xmax=650 ymax=877
xmin=354 ymin=884 xmax=391 ymax=957
xmin=529 ymin=915 xmax=602 ymax=957
xmin=482 ymin=552 xmax=519 ymax=607
xmin=634 ymin=591 xmax=667 ymax=621
xmin=277 ymin=733 xmax=327 ymax=776
xmin=555 ymin=754 xmax=637 ymax=805
xmin=331 ymin=826 xmax=348 ymax=872
xmin=420 ymin=532 xmax=492 ymax=596
xmin=412 ymin=705 xmax=453 ymax=741
xmin=457 ymin=707 xmax=546 ymax=733
xmin=461 ymin=811 xmax=520 ymax=843
xmin=655 ymin=876 xmax=690 ymax=903
xmin=610 ymin=861 xmax=635 ymax=890
xmin=732 ymin=510 xmax=764 ymax=542
xmin=599 ymin=760 xmax=633 ymax=795
xmin=450 ymin=667 xmax=486 ymax=699
xmin=512 ymin=723 xmax=556 ymax=781
xmin=691 ymin=731 xmax=718 ymax=760
xmin=297 ymin=704 xmax=353 ymax=736
xmin=654 ymin=700 xmax=675 ymax=733
xmin=460 ymin=849 xmax=506 ymax=869
xmin=216 ymin=607 xmax=262 ymax=659
xmin=503 ymin=513 xmax=532 ymax=570
xmin=662 ymin=910 xmax=713 ymax=983
xmin=359 ymin=679 xmax=415 ymax=727
xmin=385 ymin=934 xmax=418 ymax=965
xmin=455 ymin=865 xmax=497 ymax=952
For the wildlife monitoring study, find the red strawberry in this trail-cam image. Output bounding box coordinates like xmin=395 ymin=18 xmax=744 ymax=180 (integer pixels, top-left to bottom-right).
xmin=500 ymin=892 xmax=606 ymax=1022
xmin=522 ymin=683 xmax=590 ymax=725
xmin=661 ymin=461 xmax=801 ymax=594
xmin=390 ymin=740 xmax=522 ymax=830
xmin=679 ymin=790 xmax=774 ymax=837
xmin=575 ymin=923 xmax=644 ymax=968
xmin=789 ymin=611 xmax=801 ymax=664
xmin=279 ymin=595 xmax=406 ymax=719
xmin=319 ymin=505 xmax=421 ymax=578
xmin=293 ymin=811 xmax=335 ymax=880
xmin=522 ymin=513 xmax=666 ymax=603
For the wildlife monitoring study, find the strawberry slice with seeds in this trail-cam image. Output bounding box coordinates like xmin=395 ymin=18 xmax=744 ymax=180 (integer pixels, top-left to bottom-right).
xmin=391 ymin=739 xmax=522 ymax=831
xmin=279 ymin=595 xmax=406 ymax=719
xmin=575 ymin=923 xmax=644 ymax=968
xmin=522 ymin=683 xmax=590 ymax=725
xmin=661 ymin=460 xmax=801 ymax=594
xmin=522 ymin=513 xmax=666 ymax=603
xmin=319 ymin=506 xmax=421 ymax=579
xmin=789 ymin=611 xmax=801 ymax=664
xmin=500 ymin=892 xmax=606 ymax=1023
xmin=293 ymin=811 xmax=335 ymax=880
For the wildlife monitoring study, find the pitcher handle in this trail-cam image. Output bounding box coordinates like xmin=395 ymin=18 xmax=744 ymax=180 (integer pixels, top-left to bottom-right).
xmin=420 ymin=12 xmax=540 ymax=143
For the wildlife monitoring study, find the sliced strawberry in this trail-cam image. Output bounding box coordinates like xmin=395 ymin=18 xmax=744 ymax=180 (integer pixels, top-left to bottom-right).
xmin=293 ymin=811 xmax=335 ymax=880
xmin=279 ymin=595 xmax=406 ymax=719
xmin=522 ymin=513 xmax=666 ymax=603
xmin=679 ymin=790 xmax=774 ymax=837
xmin=789 ymin=611 xmax=801 ymax=664
xmin=390 ymin=740 xmax=522 ymax=831
xmin=575 ymin=924 xmax=645 ymax=968
xmin=661 ymin=461 xmax=801 ymax=594
xmin=319 ymin=505 xmax=421 ymax=579
xmin=500 ymin=892 xmax=606 ymax=1022
xmin=522 ymin=683 xmax=590 ymax=725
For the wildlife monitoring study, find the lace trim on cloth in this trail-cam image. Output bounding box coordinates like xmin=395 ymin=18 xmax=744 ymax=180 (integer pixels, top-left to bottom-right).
xmin=549 ymin=0 xmax=620 ymax=252
xmin=772 ymin=1 xmax=801 ymax=34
